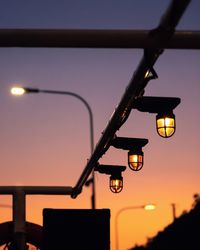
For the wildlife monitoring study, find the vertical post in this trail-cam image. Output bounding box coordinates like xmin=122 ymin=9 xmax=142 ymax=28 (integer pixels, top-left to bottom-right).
xmin=39 ymin=89 xmax=96 ymax=209
xmin=88 ymin=104 xmax=95 ymax=209
xmin=12 ymin=189 xmax=27 ymax=250
xmin=171 ymin=203 xmax=176 ymax=221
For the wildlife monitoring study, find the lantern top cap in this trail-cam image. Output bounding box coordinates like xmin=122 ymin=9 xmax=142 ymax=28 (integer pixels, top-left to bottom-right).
xmin=133 ymin=96 xmax=181 ymax=113
xmin=95 ymin=164 xmax=126 ymax=175
xmin=111 ymin=136 xmax=148 ymax=150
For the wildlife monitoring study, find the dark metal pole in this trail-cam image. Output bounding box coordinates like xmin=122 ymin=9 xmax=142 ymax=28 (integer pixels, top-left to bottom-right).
xmin=0 ymin=29 xmax=199 ymax=49
xmin=12 ymin=189 xmax=26 ymax=250
xmin=171 ymin=203 xmax=176 ymax=221
xmin=0 ymin=186 xmax=73 ymax=195
xmin=71 ymin=0 xmax=191 ymax=198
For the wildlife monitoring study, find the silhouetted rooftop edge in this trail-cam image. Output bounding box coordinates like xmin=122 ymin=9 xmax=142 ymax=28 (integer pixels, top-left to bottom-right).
xmin=130 ymin=198 xmax=200 ymax=250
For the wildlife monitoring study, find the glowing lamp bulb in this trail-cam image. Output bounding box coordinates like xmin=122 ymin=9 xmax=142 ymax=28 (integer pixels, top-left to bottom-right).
xmin=156 ymin=113 xmax=176 ymax=138
xmin=11 ymin=87 xmax=25 ymax=96
xmin=128 ymin=150 xmax=144 ymax=171
xmin=110 ymin=176 xmax=123 ymax=193
xmin=144 ymin=204 xmax=156 ymax=210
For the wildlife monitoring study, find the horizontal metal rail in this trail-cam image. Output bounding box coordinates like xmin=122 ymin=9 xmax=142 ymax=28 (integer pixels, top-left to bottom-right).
xmin=0 ymin=29 xmax=199 ymax=49
xmin=0 ymin=186 xmax=73 ymax=195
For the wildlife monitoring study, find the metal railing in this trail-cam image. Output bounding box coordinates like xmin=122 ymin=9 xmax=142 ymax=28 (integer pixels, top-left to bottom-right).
xmin=0 ymin=186 xmax=72 ymax=250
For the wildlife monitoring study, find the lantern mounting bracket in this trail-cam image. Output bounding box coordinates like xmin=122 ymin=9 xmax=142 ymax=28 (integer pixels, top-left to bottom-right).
xmin=111 ymin=137 xmax=148 ymax=151
xmin=94 ymin=164 xmax=126 ymax=176
xmin=133 ymin=96 xmax=181 ymax=114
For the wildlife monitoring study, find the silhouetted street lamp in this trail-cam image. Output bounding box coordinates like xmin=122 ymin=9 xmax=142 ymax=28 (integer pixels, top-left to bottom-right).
xmin=115 ymin=203 xmax=156 ymax=250
xmin=133 ymin=96 xmax=181 ymax=138
xmin=94 ymin=137 xmax=148 ymax=193
xmin=111 ymin=137 xmax=149 ymax=171
xmin=11 ymin=86 xmax=96 ymax=209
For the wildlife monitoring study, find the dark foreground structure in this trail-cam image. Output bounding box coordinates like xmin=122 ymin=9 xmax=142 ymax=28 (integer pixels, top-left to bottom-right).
xmin=42 ymin=209 xmax=110 ymax=250
xmin=131 ymin=200 xmax=200 ymax=250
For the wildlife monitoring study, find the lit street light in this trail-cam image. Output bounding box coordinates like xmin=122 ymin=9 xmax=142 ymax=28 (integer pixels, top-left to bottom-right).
xmin=132 ymin=96 xmax=181 ymax=138
xmin=11 ymin=86 xmax=96 ymax=209
xmin=111 ymin=137 xmax=148 ymax=171
xmin=95 ymin=164 xmax=126 ymax=193
xmin=115 ymin=203 xmax=156 ymax=250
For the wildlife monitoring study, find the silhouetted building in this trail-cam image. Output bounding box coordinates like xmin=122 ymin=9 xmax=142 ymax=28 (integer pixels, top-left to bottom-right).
xmin=130 ymin=201 xmax=200 ymax=250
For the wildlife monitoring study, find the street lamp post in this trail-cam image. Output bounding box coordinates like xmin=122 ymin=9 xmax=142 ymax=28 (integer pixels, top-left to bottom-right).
xmin=171 ymin=203 xmax=176 ymax=222
xmin=11 ymin=86 xmax=96 ymax=209
xmin=115 ymin=204 xmax=156 ymax=250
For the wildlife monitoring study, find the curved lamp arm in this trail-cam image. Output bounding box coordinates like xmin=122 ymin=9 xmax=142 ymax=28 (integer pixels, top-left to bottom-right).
xmin=37 ymin=89 xmax=94 ymax=154
xmin=115 ymin=204 xmax=156 ymax=250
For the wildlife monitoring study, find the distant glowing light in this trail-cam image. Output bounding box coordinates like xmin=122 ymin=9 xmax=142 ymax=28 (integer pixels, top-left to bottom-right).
xmin=10 ymin=87 xmax=26 ymax=96
xmin=144 ymin=204 xmax=156 ymax=210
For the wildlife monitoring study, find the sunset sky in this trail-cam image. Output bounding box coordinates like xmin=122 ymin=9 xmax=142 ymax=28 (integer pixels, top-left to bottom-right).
xmin=0 ymin=1 xmax=200 ymax=249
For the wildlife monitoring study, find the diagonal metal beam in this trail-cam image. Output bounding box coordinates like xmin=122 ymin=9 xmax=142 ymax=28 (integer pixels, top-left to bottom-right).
xmin=71 ymin=0 xmax=191 ymax=198
xmin=0 ymin=29 xmax=199 ymax=49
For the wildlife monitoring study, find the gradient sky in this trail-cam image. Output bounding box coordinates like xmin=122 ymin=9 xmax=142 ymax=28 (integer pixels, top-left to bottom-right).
xmin=0 ymin=1 xmax=200 ymax=249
